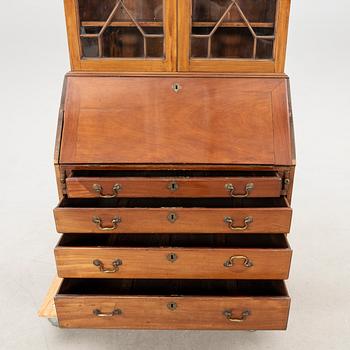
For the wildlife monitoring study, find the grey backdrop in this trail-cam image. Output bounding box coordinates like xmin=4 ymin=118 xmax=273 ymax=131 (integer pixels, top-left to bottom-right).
xmin=0 ymin=1 xmax=349 ymax=349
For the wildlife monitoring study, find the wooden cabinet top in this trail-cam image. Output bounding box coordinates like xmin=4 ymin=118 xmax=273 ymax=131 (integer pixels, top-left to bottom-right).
xmin=58 ymin=75 xmax=294 ymax=166
xmin=64 ymin=0 xmax=291 ymax=73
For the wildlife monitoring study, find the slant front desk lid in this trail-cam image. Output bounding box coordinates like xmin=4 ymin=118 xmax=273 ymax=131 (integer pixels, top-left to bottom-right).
xmin=59 ymin=76 xmax=293 ymax=165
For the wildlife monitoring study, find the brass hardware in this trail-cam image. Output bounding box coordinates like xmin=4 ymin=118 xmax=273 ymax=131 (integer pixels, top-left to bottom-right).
xmin=224 ymin=309 xmax=250 ymax=322
xmin=225 ymin=183 xmax=254 ymax=198
xmin=93 ymin=308 xmax=122 ymax=317
xmin=92 ymin=216 xmax=121 ymax=231
xmin=167 ymin=253 xmax=178 ymax=262
xmin=167 ymin=181 xmax=179 ymax=192
xmin=172 ymin=83 xmax=182 ymax=93
xmin=167 ymin=302 xmax=177 ymax=311
xmin=224 ymin=255 xmax=253 ymax=268
xmin=224 ymin=216 xmax=253 ymax=231
xmin=167 ymin=212 xmax=177 ymax=223
xmin=93 ymin=259 xmax=123 ymax=273
xmin=92 ymin=183 xmax=122 ymax=198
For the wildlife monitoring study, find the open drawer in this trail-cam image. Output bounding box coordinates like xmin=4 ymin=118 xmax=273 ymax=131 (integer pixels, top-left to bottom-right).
xmin=54 ymin=279 xmax=290 ymax=330
xmin=54 ymin=197 xmax=292 ymax=234
xmin=66 ymin=170 xmax=282 ymax=199
xmin=55 ymin=234 xmax=292 ymax=280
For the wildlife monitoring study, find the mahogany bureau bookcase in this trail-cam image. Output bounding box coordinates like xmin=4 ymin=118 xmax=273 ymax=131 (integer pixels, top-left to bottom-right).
xmin=39 ymin=0 xmax=295 ymax=330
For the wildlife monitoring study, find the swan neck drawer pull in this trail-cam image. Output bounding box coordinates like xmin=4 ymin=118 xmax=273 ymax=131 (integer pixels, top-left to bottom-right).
xmin=93 ymin=259 xmax=123 ymax=273
xmin=225 ymin=183 xmax=254 ymax=198
xmin=224 ymin=255 xmax=253 ymax=268
xmin=224 ymin=216 xmax=253 ymax=231
xmin=92 ymin=183 xmax=122 ymax=198
xmin=93 ymin=308 xmax=122 ymax=317
xmin=224 ymin=310 xmax=250 ymax=322
xmin=92 ymin=216 xmax=121 ymax=231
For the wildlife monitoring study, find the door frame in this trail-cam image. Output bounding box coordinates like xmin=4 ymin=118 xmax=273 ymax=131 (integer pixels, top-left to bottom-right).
xmin=64 ymin=0 xmax=177 ymax=72
xmin=177 ymin=0 xmax=290 ymax=73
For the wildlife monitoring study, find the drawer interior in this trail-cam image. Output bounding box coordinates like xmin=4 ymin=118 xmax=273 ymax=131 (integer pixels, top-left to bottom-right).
xmin=58 ymin=233 xmax=289 ymax=249
xmin=58 ymin=279 xmax=288 ymax=297
xmin=69 ymin=170 xmax=279 ymax=178
xmin=58 ymin=197 xmax=289 ymax=208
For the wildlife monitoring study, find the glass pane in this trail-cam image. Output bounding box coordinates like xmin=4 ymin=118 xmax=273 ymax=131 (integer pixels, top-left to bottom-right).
xmin=79 ymin=0 xmax=164 ymax=58
xmin=191 ymin=0 xmax=276 ymax=59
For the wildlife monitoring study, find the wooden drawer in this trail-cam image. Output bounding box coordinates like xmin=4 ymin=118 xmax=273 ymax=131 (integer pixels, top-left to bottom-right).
xmin=55 ymin=234 xmax=292 ymax=280
xmin=55 ymin=279 xmax=290 ymax=330
xmin=54 ymin=197 xmax=292 ymax=234
xmin=66 ymin=170 xmax=282 ymax=199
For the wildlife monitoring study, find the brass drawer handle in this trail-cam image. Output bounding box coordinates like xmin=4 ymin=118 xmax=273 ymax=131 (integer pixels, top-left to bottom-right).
xmin=224 ymin=309 xmax=250 ymax=322
xmin=224 ymin=255 xmax=253 ymax=268
xmin=93 ymin=308 xmax=122 ymax=317
xmin=93 ymin=259 xmax=123 ymax=273
xmin=224 ymin=216 xmax=253 ymax=231
xmin=92 ymin=183 xmax=122 ymax=198
xmin=225 ymin=183 xmax=254 ymax=198
xmin=92 ymin=216 xmax=121 ymax=231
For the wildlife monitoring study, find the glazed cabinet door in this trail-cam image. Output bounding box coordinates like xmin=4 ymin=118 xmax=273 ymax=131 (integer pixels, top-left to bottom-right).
xmin=64 ymin=0 xmax=177 ymax=71
xmin=178 ymin=0 xmax=290 ymax=72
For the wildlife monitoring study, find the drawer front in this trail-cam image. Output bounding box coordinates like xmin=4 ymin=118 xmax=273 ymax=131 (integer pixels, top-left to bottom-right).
xmin=55 ymin=246 xmax=292 ymax=280
xmin=55 ymin=296 xmax=290 ymax=330
xmin=54 ymin=207 xmax=292 ymax=234
xmin=66 ymin=176 xmax=282 ymax=198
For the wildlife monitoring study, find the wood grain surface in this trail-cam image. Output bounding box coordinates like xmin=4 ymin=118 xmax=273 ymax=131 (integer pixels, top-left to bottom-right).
xmin=59 ymin=76 xmax=292 ymax=165
xmin=66 ymin=175 xmax=282 ymax=198
xmin=55 ymin=246 xmax=292 ymax=279
xmin=55 ymin=295 xmax=290 ymax=330
xmin=54 ymin=198 xmax=292 ymax=234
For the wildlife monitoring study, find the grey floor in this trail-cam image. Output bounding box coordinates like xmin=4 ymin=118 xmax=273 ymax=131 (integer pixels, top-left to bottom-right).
xmin=1 ymin=1 xmax=350 ymax=349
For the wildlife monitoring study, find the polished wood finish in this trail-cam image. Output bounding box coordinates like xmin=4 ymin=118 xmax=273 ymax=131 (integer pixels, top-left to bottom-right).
xmin=41 ymin=0 xmax=295 ymax=332
xmin=55 ymin=279 xmax=290 ymax=329
xmin=56 ymin=295 xmax=290 ymax=330
xmin=64 ymin=0 xmax=177 ymax=72
xmin=66 ymin=173 xmax=282 ymax=198
xmin=64 ymin=0 xmax=290 ymax=73
xmin=55 ymin=234 xmax=292 ymax=279
xmin=60 ymin=76 xmax=292 ymax=165
xmin=274 ymin=0 xmax=291 ymax=73
xmin=178 ymin=0 xmax=291 ymax=73
xmin=54 ymin=197 xmax=292 ymax=234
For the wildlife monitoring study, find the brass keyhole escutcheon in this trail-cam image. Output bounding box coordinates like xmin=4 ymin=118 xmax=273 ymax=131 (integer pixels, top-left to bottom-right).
xmin=172 ymin=83 xmax=182 ymax=93
xmin=167 ymin=181 xmax=179 ymax=192
xmin=167 ymin=212 xmax=177 ymax=223
xmin=167 ymin=252 xmax=178 ymax=263
xmin=167 ymin=302 xmax=177 ymax=311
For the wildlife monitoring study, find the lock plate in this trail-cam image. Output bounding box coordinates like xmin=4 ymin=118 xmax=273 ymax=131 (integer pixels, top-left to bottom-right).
xmin=167 ymin=212 xmax=177 ymax=223
xmin=167 ymin=181 xmax=179 ymax=192
xmin=172 ymin=83 xmax=182 ymax=93
xmin=167 ymin=252 xmax=178 ymax=262
xmin=167 ymin=302 xmax=177 ymax=311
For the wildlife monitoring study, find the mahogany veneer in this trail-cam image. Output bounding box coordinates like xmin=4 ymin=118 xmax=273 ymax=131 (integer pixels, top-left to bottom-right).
xmin=40 ymin=0 xmax=295 ymax=331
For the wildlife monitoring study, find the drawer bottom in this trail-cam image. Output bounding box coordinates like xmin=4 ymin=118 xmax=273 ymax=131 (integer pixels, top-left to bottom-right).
xmin=54 ymin=278 xmax=290 ymax=330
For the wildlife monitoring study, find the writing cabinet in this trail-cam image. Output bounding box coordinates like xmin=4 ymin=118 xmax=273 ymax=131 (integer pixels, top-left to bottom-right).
xmin=64 ymin=0 xmax=290 ymax=72
xmin=39 ymin=0 xmax=296 ymax=331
